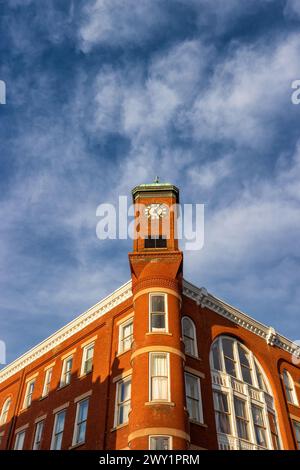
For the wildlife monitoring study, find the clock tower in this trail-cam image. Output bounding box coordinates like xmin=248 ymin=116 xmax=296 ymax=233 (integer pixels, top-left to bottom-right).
xmin=128 ymin=181 xmax=189 ymax=450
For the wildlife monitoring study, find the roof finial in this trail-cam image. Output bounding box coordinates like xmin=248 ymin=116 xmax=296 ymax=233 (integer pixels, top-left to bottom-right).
xmin=154 ymin=176 xmax=160 ymax=184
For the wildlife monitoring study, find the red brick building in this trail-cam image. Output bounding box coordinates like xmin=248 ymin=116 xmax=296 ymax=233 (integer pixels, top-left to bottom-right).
xmin=0 ymin=182 xmax=299 ymax=451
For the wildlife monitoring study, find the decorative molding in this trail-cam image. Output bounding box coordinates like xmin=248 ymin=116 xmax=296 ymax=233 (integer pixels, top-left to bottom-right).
xmin=0 ymin=280 xmax=132 ymax=383
xmin=182 ymin=279 xmax=298 ymax=358
xmin=128 ymin=427 xmax=190 ymax=443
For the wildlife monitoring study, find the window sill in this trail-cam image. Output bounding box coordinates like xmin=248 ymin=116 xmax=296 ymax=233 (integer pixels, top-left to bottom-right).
xmin=189 ymin=419 xmax=208 ymax=428
xmin=69 ymin=442 xmax=85 ymax=450
xmin=185 ymin=354 xmax=202 ymax=361
xmin=287 ymin=401 xmax=300 ymax=408
xmin=39 ymin=395 xmax=48 ymax=401
xmin=117 ymin=348 xmax=132 ymax=358
xmin=78 ymin=371 xmax=93 ymax=380
xmin=146 ymin=332 xmax=172 ymax=336
xmin=111 ymin=422 xmax=129 ymax=432
xmin=57 ymin=383 xmax=71 ymax=390
xmin=145 ymin=401 xmax=175 ymax=407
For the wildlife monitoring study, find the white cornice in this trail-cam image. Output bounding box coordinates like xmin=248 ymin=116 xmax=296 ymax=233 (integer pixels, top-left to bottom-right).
xmin=0 ymin=281 xmax=132 ymax=383
xmin=182 ymin=279 xmax=299 ymax=359
xmin=0 ymin=278 xmax=298 ymax=384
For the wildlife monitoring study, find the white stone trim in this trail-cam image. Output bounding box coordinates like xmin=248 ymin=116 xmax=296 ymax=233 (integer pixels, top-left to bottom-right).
xmin=182 ymin=279 xmax=298 ymax=357
xmin=0 ymin=280 xmax=132 ymax=383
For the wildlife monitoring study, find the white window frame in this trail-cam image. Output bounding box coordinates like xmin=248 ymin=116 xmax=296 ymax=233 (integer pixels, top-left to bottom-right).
xmin=32 ymin=420 xmax=44 ymax=450
xmin=149 ymin=352 xmax=170 ymax=402
xmin=42 ymin=367 xmax=53 ymax=397
xmin=60 ymin=356 xmax=73 ymax=387
xmin=72 ymin=398 xmax=89 ymax=446
xmin=23 ymin=379 xmax=35 ymax=409
xmin=149 ymin=435 xmax=172 ymax=450
xmin=51 ymin=409 xmax=66 ymax=450
xmin=282 ymin=369 xmax=298 ymax=405
xmin=114 ymin=376 xmax=131 ymax=427
xmin=149 ymin=293 xmax=168 ymax=333
xmin=184 ymin=372 xmax=203 ymax=424
xmin=0 ymin=397 xmax=11 ymax=425
xmin=118 ymin=318 xmax=133 ymax=354
xmin=80 ymin=343 xmax=94 ymax=376
xmin=181 ymin=316 xmax=198 ymax=357
xmin=14 ymin=430 xmax=26 ymax=450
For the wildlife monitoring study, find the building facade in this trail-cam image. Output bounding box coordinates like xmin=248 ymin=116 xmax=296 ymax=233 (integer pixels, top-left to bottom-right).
xmin=0 ymin=182 xmax=300 ymax=451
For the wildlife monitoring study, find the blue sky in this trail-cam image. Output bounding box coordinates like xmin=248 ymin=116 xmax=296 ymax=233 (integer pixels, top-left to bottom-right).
xmin=0 ymin=0 xmax=300 ymax=365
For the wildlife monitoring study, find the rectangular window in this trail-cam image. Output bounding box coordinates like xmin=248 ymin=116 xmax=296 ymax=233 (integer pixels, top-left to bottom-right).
xmin=73 ymin=399 xmax=89 ymax=446
xmin=213 ymin=391 xmax=231 ymax=434
xmin=144 ymin=236 xmax=167 ymax=249
xmin=81 ymin=344 xmax=94 ymax=376
xmin=150 ymin=294 xmax=167 ymax=332
xmin=119 ymin=319 xmax=133 ymax=354
xmin=149 ymin=435 xmax=172 ymax=450
xmin=33 ymin=420 xmax=44 ymax=450
xmin=150 ymin=353 xmax=169 ymax=401
xmin=51 ymin=410 xmax=66 ymax=450
xmin=60 ymin=356 xmax=73 ymax=387
xmin=23 ymin=380 xmax=35 ymax=409
xmin=268 ymin=411 xmax=281 ymax=450
xmin=234 ymin=397 xmax=249 ymax=441
xmin=115 ymin=377 xmax=131 ymax=426
xmin=293 ymin=421 xmax=300 ymax=450
xmin=42 ymin=368 xmax=53 ymax=397
xmin=251 ymin=405 xmax=267 ymax=447
xmin=185 ymin=373 xmax=203 ymax=423
xmin=14 ymin=430 xmax=26 ymax=450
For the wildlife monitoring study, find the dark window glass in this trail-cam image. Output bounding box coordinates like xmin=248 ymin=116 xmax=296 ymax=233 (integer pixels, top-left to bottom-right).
xmin=144 ymin=236 xmax=167 ymax=249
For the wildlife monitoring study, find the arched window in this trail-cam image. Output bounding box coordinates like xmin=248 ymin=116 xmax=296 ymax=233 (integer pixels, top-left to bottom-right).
xmin=210 ymin=336 xmax=281 ymax=450
xmin=182 ymin=317 xmax=198 ymax=357
xmin=282 ymin=370 xmax=298 ymax=405
xmin=0 ymin=397 xmax=11 ymax=425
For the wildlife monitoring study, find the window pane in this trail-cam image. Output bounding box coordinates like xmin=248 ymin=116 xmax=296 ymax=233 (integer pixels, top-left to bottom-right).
xmin=241 ymin=364 xmax=252 ymax=385
xmin=151 ymin=296 xmax=165 ymax=313
xmin=293 ymin=421 xmax=300 ymax=449
xmin=183 ymin=318 xmax=193 ymax=337
xmin=211 ymin=342 xmax=222 ymax=371
xmin=222 ymin=338 xmax=234 ymax=359
xmin=224 ymin=357 xmax=236 ymax=377
xmin=150 ymin=436 xmax=170 ymax=450
xmin=151 ymin=313 xmax=165 ymax=330
xmin=234 ymin=397 xmax=248 ymax=440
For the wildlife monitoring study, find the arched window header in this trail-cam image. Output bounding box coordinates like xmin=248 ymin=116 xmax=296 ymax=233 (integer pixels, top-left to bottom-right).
xmin=210 ymin=336 xmax=270 ymax=393
xmin=181 ymin=316 xmax=198 ymax=358
xmin=282 ymin=369 xmax=298 ymax=406
xmin=0 ymin=396 xmax=12 ymax=426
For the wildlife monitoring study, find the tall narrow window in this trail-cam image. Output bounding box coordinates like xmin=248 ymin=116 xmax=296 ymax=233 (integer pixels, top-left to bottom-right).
xmin=119 ymin=319 xmax=133 ymax=354
xmin=81 ymin=344 xmax=94 ymax=376
xmin=185 ymin=373 xmax=203 ymax=423
xmin=23 ymin=380 xmax=35 ymax=409
xmin=238 ymin=344 xmax=253 ymax=385
xmin=149 ymin=436 xmax=171 ymax=450
xmin=51 ymin=410 xmax=66 ymax=450
xmin=115 ymin=377 xmax=131 ymax=426
xmin=33 ymin=420 xmax=44 ymax=450
xmin=0 ymin=398 xmax=11 ymax=425
xmin=251 ymin=405 xmax=267 ymax=447
xmin=213 ymin=391 xmax=231 ymax=434
xmin=60 ymin=356 xmax=73 ymax=387
xmin=14 ymin=430 xmax=26 ymax=450
xmin=292 ymin=421 xmax=300 ymax=449
xmin=150 ymin=353 xmax=169 ymax=401
xmin=211 ymin=341 xmax=222 ymax=371
xmin=283 ymin=370 xmax=298 ymax=405
xmin=222 ymin=338 xmax=236 ymax=377
xmin=234 ymin=397 xmax=249 ymax=440
xmin=150 ymin=294 xmax=167 ymax=332
xmin=73 ymin=399 xmax=89 ymax=445
xmin=182 ymin=317 xmax=198 ymax=357
xmin=255 ymin=361 xmax=268 ymax=392
xmin=42 ymin=368 xmax=53 ymax=397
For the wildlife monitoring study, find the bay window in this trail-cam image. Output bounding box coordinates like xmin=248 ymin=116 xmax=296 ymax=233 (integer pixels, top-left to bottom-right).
xmin=150 ymin=352 xmax=169 ymax=401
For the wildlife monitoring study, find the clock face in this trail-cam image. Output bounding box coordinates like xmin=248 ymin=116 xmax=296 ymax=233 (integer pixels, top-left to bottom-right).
xmin=145 ymin=203 xmax=168 ymax=220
